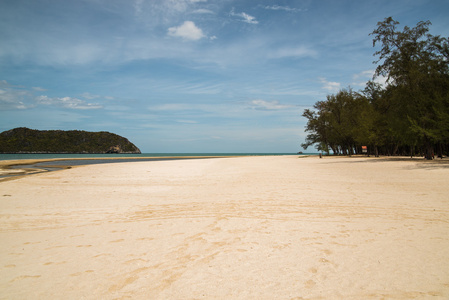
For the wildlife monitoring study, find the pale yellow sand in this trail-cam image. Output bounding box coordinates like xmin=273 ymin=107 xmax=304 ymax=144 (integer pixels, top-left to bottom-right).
xmin=1 ymin=156 xmax=449 ymax=299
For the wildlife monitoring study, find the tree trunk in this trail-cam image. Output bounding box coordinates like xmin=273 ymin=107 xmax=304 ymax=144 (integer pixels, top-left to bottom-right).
xmin=437 ymin=143 xmax=443 ymax=159
xmin=425 ymin=138 xmax=434 ymax=160
xmin=392 ymin=144 xmax=399 ymax=156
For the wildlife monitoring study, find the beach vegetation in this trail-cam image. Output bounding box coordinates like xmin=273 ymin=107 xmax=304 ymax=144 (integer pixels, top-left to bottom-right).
xmin=302 ymin=17 xmax=449 ymax=159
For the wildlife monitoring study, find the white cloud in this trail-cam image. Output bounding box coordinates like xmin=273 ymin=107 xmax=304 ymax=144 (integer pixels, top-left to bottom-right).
xmin=33 ymin=87 xmax=47 ymax=92
xmin=163 ymin=0 xmax=190 ymax=13
xmin=168 ymin=21 xmax=205 ymax=41
xmin=148 ymin=103 xmax=189 ymax=111
xmin=0 ymin=89 xmax=28 ymax=110
xmin=250 ymin=99 xmax=292 ymax=110
xmin=0 ymin=81 xmax=109 ymax=111
xmin=352 ymin=70 xmax=375 ymax=87
xmin=319 ymin=78 xmax=341 ymax=92
xmin=80 ymin=92 xmax=101 ymax=100
xmin=35 ymin=95 xmax=103 ymax=110
xmin=263 ymin=5 xmax=304 ymax=12
xmin=374 ymin=75 xmax=388 ymax=87
xmin=353 ymin=70 xmax=374 ymax=80
xmin=0 ymin=80 xmax=31 ymax=110
xmin=352 ymin=69 xmax=388 ymax=87
xmin=269 ymin=46 xmax=317 ymax=59
xmin=240 ymin=12 xmax=258 ymax=24
xmin=80 ymin=92 xmax=115 ymax=100
xmin=230 ymin=9 xmax=258 ymax=24
xmin=192 ymin=8 xmax=214 ymax=14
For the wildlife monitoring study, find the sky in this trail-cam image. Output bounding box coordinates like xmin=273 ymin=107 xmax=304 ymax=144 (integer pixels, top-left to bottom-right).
xmin=1 ymin=0 xmax=448 ymax=153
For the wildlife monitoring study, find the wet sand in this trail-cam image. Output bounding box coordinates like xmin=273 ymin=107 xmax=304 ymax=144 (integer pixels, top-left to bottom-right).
xmin=1 ymin=155 xmax=449 ymax=299
xmin=0 ymin=156 xmax=224 ymax=181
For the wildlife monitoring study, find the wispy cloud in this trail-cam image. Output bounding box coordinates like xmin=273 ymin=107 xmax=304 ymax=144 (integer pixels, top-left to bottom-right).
xmin=230 ymin=9 xmax=258 ymax=24
xmin=352 ymin=69 xmax=388 ymax=87
xmin=352 ymin=70 xmax=375 ymax=87
xmin=0 ymin=90 xmax=28 ymax=110
xmin=0 ymin=80 xmax=31 ymax=110
xmin=32 ymin=87 xmax=47 ymax=92
xmin=319 ymin=77 xmax=341 ymax=92
xmin=250 ymin=99 xmax=292 ymax=110
xmin=135 ymin=0 xmax=213 ymax=25
xmin=80 ymin=92 xmax=101 ymax=100
xmin=35 ymin=95 xmax=103 ymax=110
xmin=168 ymin=21 xmax=206 ymax=40
xmin=148 ymin=103 xmax=190 ymax=111
xmin=192 ymin=8 xmax=214 ymax=14
xmin=353 ymin=70 xmax=374 ymax=80
xmin=0 ymin=80 xmax=114 ymax=111
xmin=262 ymin=5 xmax=305 ymax=13
xmin=269 ymin=46 xmax=317 ymax=59
xmin=80 ymin=92 xmax=114 ymax=101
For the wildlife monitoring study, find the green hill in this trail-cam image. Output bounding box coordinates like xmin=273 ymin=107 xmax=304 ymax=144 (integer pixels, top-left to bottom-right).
xmin=0 ymin=127 xmax=141 ymax=154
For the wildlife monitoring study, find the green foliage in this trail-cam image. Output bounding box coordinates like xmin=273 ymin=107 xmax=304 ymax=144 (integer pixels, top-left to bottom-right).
xmin=302 ymin=88 xmax=374 ymax=155
xmin=303 ymin=17 xmax=449 ymax=158
xmin=0 ymin=128 xmax=141 ymax=154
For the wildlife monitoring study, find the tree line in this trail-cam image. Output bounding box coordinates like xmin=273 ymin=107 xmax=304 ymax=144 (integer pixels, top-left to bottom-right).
xmin=301 ymin=17 xmax=449 ymax=159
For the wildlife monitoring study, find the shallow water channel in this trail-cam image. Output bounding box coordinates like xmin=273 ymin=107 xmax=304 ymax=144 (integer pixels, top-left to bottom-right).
xmin=1 ymin=157 xmax=213 ymax=180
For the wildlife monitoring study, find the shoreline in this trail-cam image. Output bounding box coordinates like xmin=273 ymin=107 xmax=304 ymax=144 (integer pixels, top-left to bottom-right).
xmin=2 ymin=154 xmax=447 ymax=182
xmin=0 ymin=156 xmax=232 ymax=182
xmin=1 ymin=155 xmax=448 ymax=298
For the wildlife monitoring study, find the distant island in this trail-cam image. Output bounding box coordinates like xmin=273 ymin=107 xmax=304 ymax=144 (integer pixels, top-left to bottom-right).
xmin=0 ymin=127 xmax=141 ymax=154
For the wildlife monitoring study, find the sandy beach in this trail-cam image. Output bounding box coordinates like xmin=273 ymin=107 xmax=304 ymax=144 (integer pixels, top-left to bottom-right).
xmin=1 ymin=155 xmax=449 ymax=299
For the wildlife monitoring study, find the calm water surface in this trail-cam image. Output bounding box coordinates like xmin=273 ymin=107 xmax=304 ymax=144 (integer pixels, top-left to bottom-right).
xmin=0 ymin=153 xmax=309 ymax=179
xmin=0 ymin=153 xmax=301 ymax=161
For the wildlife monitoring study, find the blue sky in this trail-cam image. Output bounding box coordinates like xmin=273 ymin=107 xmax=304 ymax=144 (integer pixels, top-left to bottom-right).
xmin=1 ymin=0 xmax=448 ymax=153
